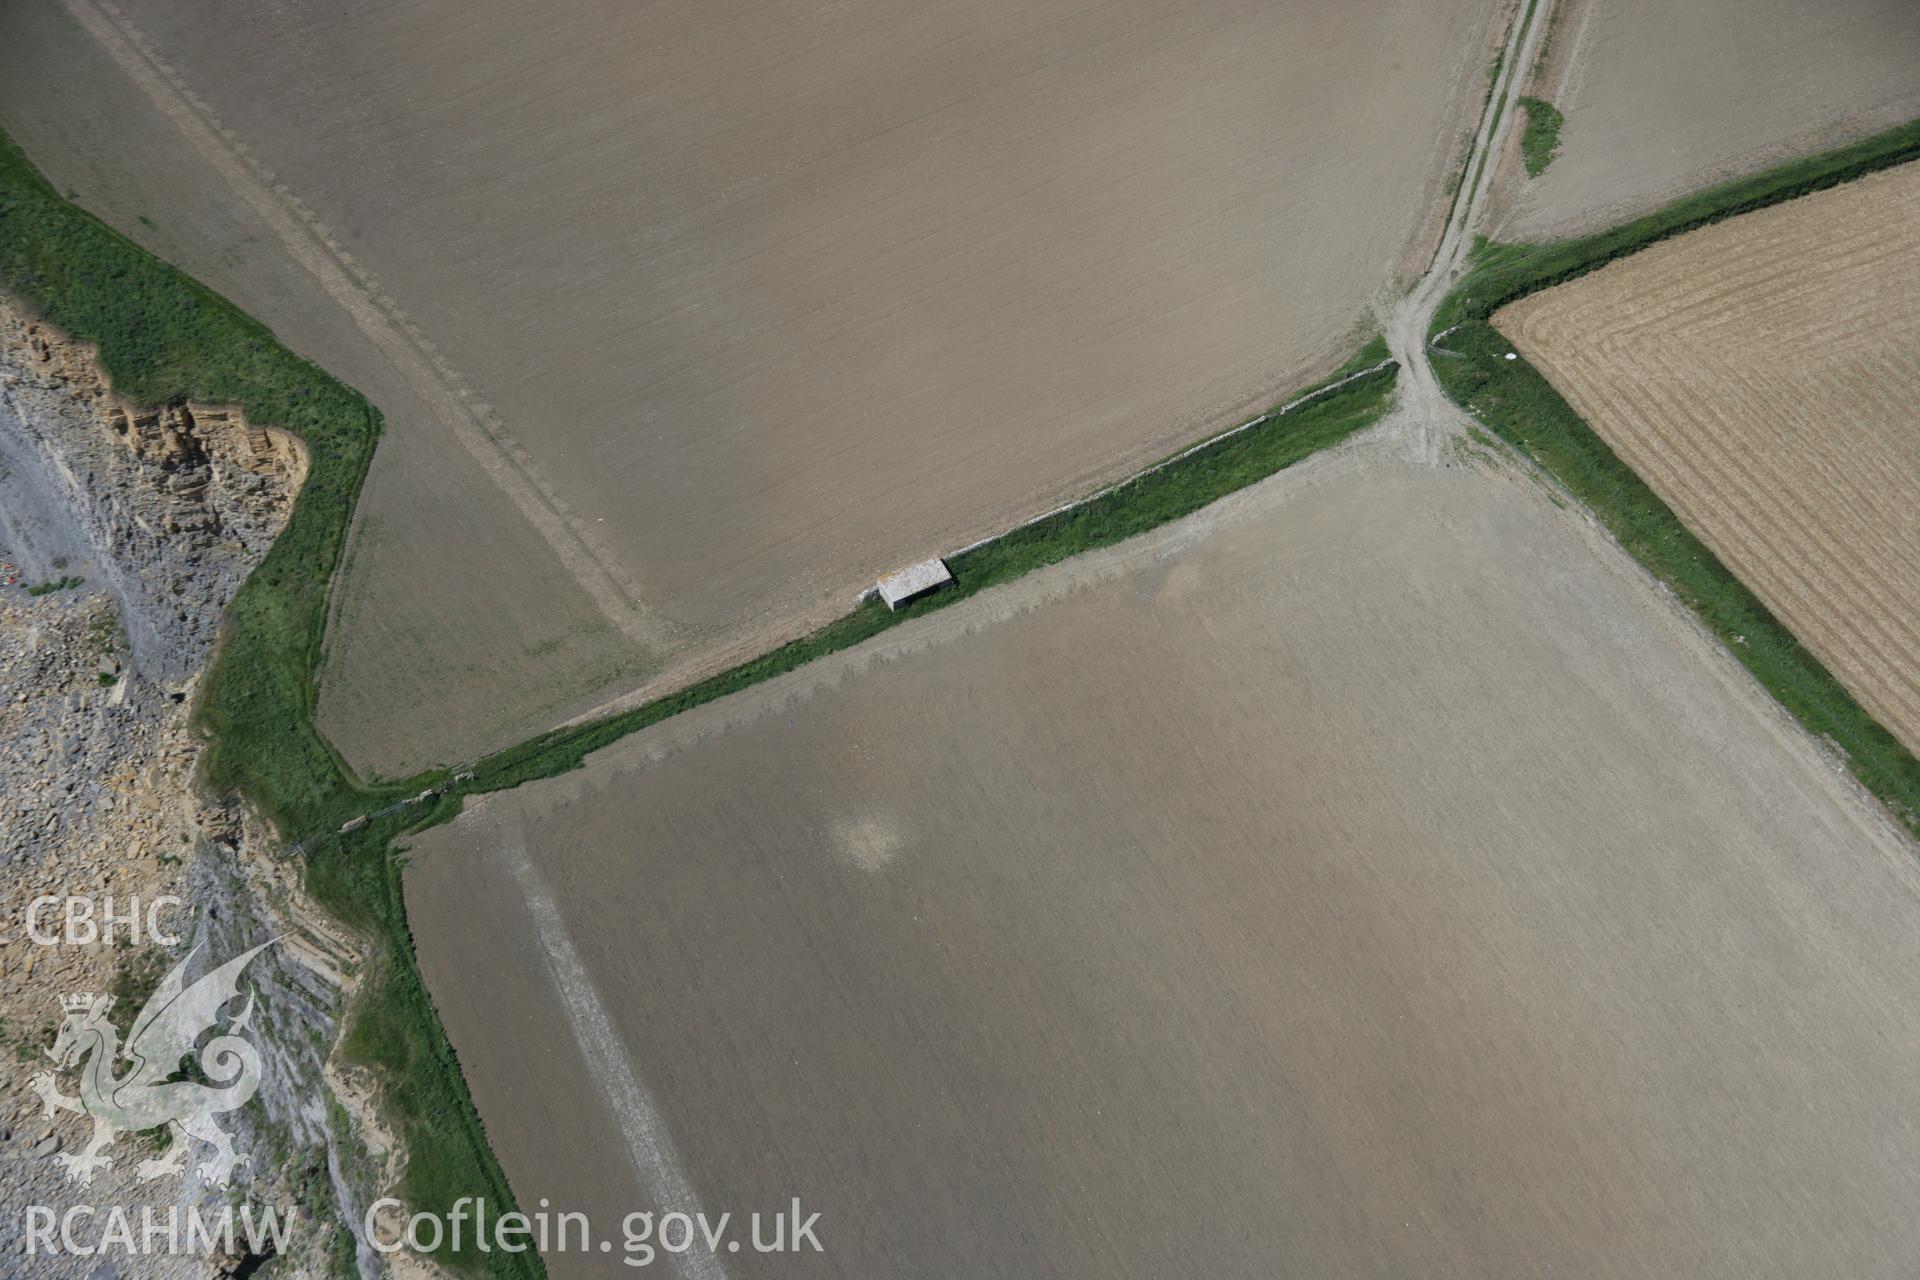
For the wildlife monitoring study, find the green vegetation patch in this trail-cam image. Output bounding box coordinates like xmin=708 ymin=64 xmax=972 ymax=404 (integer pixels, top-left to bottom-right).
xmin=1431 ymin=118 xmax=1920 ymax=838
xmin=26 ymin=573 xmax=84 ymax=595
xmin=1517 ymin=96 xmax=1564 ymax=177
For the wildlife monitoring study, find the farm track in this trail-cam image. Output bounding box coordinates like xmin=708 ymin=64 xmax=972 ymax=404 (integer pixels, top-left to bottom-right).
xmin=1500 ymin=162 xmax=1920 ymax=754
xmin=1387 ymin=0 xmax=1555 ymax=452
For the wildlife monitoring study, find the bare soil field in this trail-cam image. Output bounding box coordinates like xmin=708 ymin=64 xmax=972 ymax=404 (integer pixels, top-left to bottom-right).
xmin=408 ymin=426 xmax=1920 ymax=1279
xmin=1490 ymin=0 xmax=1920 ymax=241
xmin=1499 ymin=163 xmax=1920 ymax=756
xmin=1 ymin=0 xmax=1501 ymax=774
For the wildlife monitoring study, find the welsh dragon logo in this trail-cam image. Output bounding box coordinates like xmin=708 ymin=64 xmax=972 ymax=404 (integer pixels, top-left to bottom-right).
xmin=29 ymin=940 xmax=273 ymax=1187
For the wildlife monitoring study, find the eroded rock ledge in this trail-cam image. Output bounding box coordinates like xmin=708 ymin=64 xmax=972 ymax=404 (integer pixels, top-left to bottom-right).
xmin=0 ymin=296 xmax=307 ymax=682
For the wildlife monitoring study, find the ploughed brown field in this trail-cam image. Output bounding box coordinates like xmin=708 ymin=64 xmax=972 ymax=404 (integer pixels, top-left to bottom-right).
xmin=1490 ymin=0 xmax=1920 ymax=240
xmin=0 ymin=0 xmax=1500 ymax=774
xmin=408 ymin=423 xmax=1920 ymax=1278
xmin=1499 ymin=162 xmax=1920 ymax=756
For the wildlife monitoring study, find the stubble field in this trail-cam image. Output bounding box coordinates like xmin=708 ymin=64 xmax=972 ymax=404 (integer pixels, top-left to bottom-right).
xmin=408 ymin=425 xmax=1920 ymax=1278
xmin=1499 ymin=162 xmax=1920 ymax=755
xmin=1491 ymin=0 xmax=1920 ymax=240
xmin=1 ymin=0 xmax=1499 ymax=774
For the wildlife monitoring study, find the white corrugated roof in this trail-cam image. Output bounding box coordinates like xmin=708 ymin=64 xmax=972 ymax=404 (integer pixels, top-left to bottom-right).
xmin=876 ymin=558 xmax=954 ymax=608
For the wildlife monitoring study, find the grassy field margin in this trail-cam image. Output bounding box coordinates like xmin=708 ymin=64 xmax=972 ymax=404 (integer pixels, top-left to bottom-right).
xmin=1 ymin=123 xmax=1397 ymax=1274
xmin=1433 ymin=118 xmax=1920 ymax=838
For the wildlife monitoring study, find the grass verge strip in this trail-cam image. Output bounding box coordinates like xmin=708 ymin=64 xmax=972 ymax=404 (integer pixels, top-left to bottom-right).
xmin=1435 ymin=116 xmax=1920 ymax=333
xmin=466 ymin=351 xmax=1395 ymax=793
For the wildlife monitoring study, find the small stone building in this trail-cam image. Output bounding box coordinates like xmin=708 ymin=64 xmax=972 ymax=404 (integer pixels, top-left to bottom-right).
xmin=875 ymin=558 xmax=954 ymax=610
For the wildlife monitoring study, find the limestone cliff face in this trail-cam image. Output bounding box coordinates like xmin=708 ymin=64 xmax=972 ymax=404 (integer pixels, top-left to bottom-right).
xmin=0 ymin=593 xmax=371 ymax=1275
xmin=0 ymin=298 xmax=306 ymax=682
xmin=10 ymin=310 xmax=307 ymax=483
xmin=0 ymin=296 xmax=393 ymax=1276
